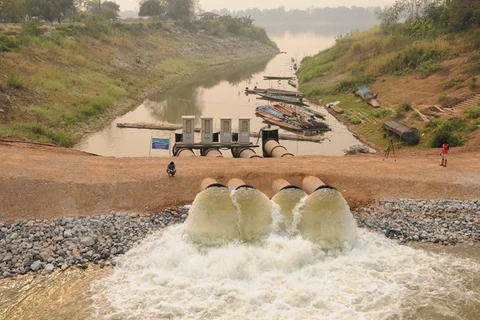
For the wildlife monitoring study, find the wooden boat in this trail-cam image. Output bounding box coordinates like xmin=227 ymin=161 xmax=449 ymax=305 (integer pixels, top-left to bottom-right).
xmin=245 ymin=87 xmax=304 ymax=97
xmin=288 ymin=79 xmax=297 ymax=88
xmin=382 ymin=118 xmax=420 ymax=145
xmin=255 ymin=103 xmax=330 ymax=134
xmin=255 ymin=105 xmax=303 ymax=131
xmin=263 ymin=75 xmax=296 ymax=80
xmin=257 ymin=93 xmax=308 ymax=106
xmin=356 ymin=86 xmax=380 ymax=108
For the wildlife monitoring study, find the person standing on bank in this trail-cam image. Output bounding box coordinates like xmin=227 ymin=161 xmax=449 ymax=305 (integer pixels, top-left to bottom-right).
xmin=166 ymin=161 xmax=176 ymax=177
xmin=440 ymin=142 xmax=449 ymax=167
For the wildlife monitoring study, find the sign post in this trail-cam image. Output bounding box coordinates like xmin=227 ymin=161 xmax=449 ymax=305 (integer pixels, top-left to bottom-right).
xmin=149 ymin=137 xmax=170 ymax=157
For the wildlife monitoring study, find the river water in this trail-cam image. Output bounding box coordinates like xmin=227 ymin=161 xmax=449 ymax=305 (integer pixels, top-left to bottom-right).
xmin=75 ymin=31 xmax=363 ymax=157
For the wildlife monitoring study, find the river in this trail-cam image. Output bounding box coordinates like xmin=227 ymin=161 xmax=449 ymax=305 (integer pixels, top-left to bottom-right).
xmin=74 ymin=30 xmax=363 ymax=157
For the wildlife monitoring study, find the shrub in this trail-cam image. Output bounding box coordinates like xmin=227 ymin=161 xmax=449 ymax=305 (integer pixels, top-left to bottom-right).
xmin=0 ymin=34 xmax=21 ymax=52
xmin=442 ymin=77 xmax=462 ymax=89
xmin=470 ymin=76 xmax=477 ymax=89
xmin=21 ymin=19 xmax=44 ymax=37
xmin=465 ymin=104 xmax=480 ymax=119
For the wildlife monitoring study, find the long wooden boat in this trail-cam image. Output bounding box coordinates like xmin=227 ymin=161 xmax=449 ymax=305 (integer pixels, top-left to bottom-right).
xmin=382 ymin=118 xmax=420 ymax=145
xmin=245 ymin=87 xmax=304 ymax=97
xmin=255 ymin=105 xmax=302 ymax=132
xmin=257 ymin=93 xmax=308 ymax=106
xmin=356 ymin=85 xmax=380 ymax=108
xmin=263 ymin=75 xmax=296 ymax=80
xmin=288 ymin=79 xmax=297 ymax=88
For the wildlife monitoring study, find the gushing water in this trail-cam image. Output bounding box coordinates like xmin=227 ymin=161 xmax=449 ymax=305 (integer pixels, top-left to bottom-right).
xmin=184 ymin=187 xmax=240 ymax=244
xmin=92 ymin=189 xmax=480 ymax=319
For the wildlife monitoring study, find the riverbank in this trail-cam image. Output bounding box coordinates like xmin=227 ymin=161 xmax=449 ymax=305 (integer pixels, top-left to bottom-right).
xmin=0 ymin=199 xmax=478 ymax=279
xmin=0 ymin=21 xmax=279 ymax=146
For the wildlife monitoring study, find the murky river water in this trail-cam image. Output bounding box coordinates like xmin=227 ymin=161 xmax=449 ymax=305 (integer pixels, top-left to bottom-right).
xmin=75 ymin=31 xmax=362 ymax=157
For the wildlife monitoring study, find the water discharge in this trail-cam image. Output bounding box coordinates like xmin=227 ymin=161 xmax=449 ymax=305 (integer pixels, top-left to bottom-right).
xmin=90 ymin=186 xmax=479 ymax=319
xmin=91 ymin=228 xmax=480 ymax=319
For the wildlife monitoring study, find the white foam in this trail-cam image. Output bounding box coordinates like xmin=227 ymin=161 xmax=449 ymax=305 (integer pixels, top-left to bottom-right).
xmin=92 ymin=227 xmax=480 ymax=319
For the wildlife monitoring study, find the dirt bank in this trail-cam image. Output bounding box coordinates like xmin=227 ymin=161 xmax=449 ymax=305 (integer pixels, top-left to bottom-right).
xmin=1 ymin=141 xmax=479 ymax=221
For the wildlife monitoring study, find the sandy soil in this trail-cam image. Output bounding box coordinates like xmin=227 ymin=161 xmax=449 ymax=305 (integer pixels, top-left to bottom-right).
xmin=1 ymin=140 xmax=479 ymax=221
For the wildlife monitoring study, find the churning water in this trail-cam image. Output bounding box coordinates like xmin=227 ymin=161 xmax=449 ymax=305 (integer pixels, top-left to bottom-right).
xmin=91 ymin=188 xmax=480 ymax=319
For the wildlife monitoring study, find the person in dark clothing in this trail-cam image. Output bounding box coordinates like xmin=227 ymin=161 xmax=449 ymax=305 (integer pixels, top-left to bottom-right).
xmin=166 ymin=161 xmax=176 ymax=177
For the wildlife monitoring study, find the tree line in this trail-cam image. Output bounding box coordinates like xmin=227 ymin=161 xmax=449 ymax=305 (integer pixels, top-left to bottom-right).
xmin=0 ymin=0 xmax=198 ymax=23
xmin=377 ymin=0 xmax=480 ymax=35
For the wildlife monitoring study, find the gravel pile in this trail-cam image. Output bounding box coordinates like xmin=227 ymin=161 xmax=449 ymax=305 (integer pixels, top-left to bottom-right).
xmin=354 ymin=199 xmax=480 ymax=245
xmin=0 ymin=207 xmax=189 ymax=279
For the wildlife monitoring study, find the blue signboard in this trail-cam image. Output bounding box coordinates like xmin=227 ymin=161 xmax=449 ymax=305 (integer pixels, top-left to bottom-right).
xmin=152 ymin=138 xmax=170 ymax=150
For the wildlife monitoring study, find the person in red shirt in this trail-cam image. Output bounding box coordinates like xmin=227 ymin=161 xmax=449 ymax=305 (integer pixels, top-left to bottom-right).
xmin=440 ymin=143 xmax=449 ymax=167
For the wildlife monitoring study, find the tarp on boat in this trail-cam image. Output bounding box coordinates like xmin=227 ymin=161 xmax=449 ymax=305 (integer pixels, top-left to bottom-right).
xmin=383 ymin=118 xmax=420 ymax=145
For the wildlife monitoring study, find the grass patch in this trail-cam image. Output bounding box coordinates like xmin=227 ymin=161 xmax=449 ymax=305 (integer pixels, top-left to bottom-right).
xmin=5 ymin=73 xmax=25 ymax=89
xmin=0 ymin=122 xmax=74 ymax=146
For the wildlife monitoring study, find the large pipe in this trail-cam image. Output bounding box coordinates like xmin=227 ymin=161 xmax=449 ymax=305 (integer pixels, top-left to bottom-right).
xmin=228 ymin=178 xmax=255 ymax=190
xmin=272 ymin=179 xmax=302 ymax=194
xmin=201 ymin=148 xmax=223 ymax=157
xmin=201 ymin=178 xmax=227 ymax=191
xmin=264 ymin=140 xmax=294 ymax=158
xmin=231 ymin=147 xmax=262 ymax=159
xmin=302 ymin=176 xmax=335 ymax=194
xmin=175 ymin=147 xmax=196 ymax=157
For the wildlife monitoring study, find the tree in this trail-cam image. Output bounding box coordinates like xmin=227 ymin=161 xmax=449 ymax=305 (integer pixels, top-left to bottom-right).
xmin=1 ymin=0 xmax=28 ymax=23
xmin=139 ymin=0 xmax=165 ymax=17
xmin=100 ymin=1 xmax=119 ymax=19
xmin=27 ymin=0 xmax=76 ymax=23
xmin=165 ymin=0 xmax=197 ymax=20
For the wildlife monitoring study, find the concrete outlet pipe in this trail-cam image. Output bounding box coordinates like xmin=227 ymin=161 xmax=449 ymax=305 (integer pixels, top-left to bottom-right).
xmin=232 ymin=147 xmax=262 ymax=159
xmin=175 ymin=148 xmax=196 ymax=157
xmin=302 ymin=176 xmax=336 ymax=194
xmin=201 ymin=148 xmax=223 ymax=158
xmin=200 ymin=178 xmax=227 ymax=191
xmin=264 ymin=140 xmax=294 ymax=158
xmin=272 ymin=179 xmax=302 ymax=194
xmin=228 ymin=178 xmax=255 ymax=190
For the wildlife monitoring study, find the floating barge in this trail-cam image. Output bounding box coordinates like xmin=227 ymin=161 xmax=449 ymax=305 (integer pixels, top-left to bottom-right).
xmin=382 ymin=118 xmax=420 ymax=145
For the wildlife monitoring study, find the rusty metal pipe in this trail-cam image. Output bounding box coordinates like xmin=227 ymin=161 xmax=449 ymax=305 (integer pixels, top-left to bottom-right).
xmin=264 ymin=140 xmax=294 ymax=158
xmin=232 ymin=147 xmax=261 ymax=159
xmin=272 ymin=179 xmax=301 ymax=194
xmin=228 ymin=178 xmax=255 ymax=190
xmin=302 ymin=176 xmax=336 ymax=194
xmin=201 ymin=148 xmax=223 ymax=157
xmin=201 ymin=178 xmax=227 ymax=191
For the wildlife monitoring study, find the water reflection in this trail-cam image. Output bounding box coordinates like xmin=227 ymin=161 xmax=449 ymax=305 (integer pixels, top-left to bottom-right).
xmin=145 ymin=57 xmax=272 ymax=124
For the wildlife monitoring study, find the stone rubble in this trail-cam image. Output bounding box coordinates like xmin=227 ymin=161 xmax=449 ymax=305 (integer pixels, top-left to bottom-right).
xmin=0 ymin=199 xmax=479 ymax=279
xmin=353 ymin=199 xmax=480 ymax=245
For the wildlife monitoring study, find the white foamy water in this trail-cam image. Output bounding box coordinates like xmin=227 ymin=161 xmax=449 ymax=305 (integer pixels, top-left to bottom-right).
xmin=91 ymin=189 xmax=479 ymax=319
xmin=92 ymin=227 xmax=480 ymax=320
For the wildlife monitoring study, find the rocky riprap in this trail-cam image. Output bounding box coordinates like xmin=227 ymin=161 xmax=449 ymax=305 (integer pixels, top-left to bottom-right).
xmin=1 ymin=199 xmax=479 ymax=279
xmin=0 ymin=207 xmax=189 ymax=279
xmin=354 ymin=199 xmax=480 ymax=245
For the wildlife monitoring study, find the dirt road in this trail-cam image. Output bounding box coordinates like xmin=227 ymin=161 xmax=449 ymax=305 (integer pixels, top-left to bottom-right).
xmin=0 ymin=140 xmax=479 ymax=221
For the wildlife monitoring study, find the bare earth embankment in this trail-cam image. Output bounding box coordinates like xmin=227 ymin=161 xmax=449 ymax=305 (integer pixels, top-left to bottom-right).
xmin=1 ymin=140 xmax=479 ymax=221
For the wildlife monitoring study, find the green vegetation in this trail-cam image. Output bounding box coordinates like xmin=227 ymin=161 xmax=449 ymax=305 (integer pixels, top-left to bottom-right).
xmin=298 ymin=0 xmax=480 ymax=150
xmin=0 ymin=9 xmax=276 ymax=146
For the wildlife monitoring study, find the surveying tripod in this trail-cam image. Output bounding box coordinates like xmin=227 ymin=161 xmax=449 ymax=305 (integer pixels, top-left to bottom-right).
xmin=383 ymin=140 xmax=396 ymax=161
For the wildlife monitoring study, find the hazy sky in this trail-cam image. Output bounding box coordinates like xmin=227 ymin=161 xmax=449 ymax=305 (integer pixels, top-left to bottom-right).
xmin=118 ymin=0 xmax=396 ymax=12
